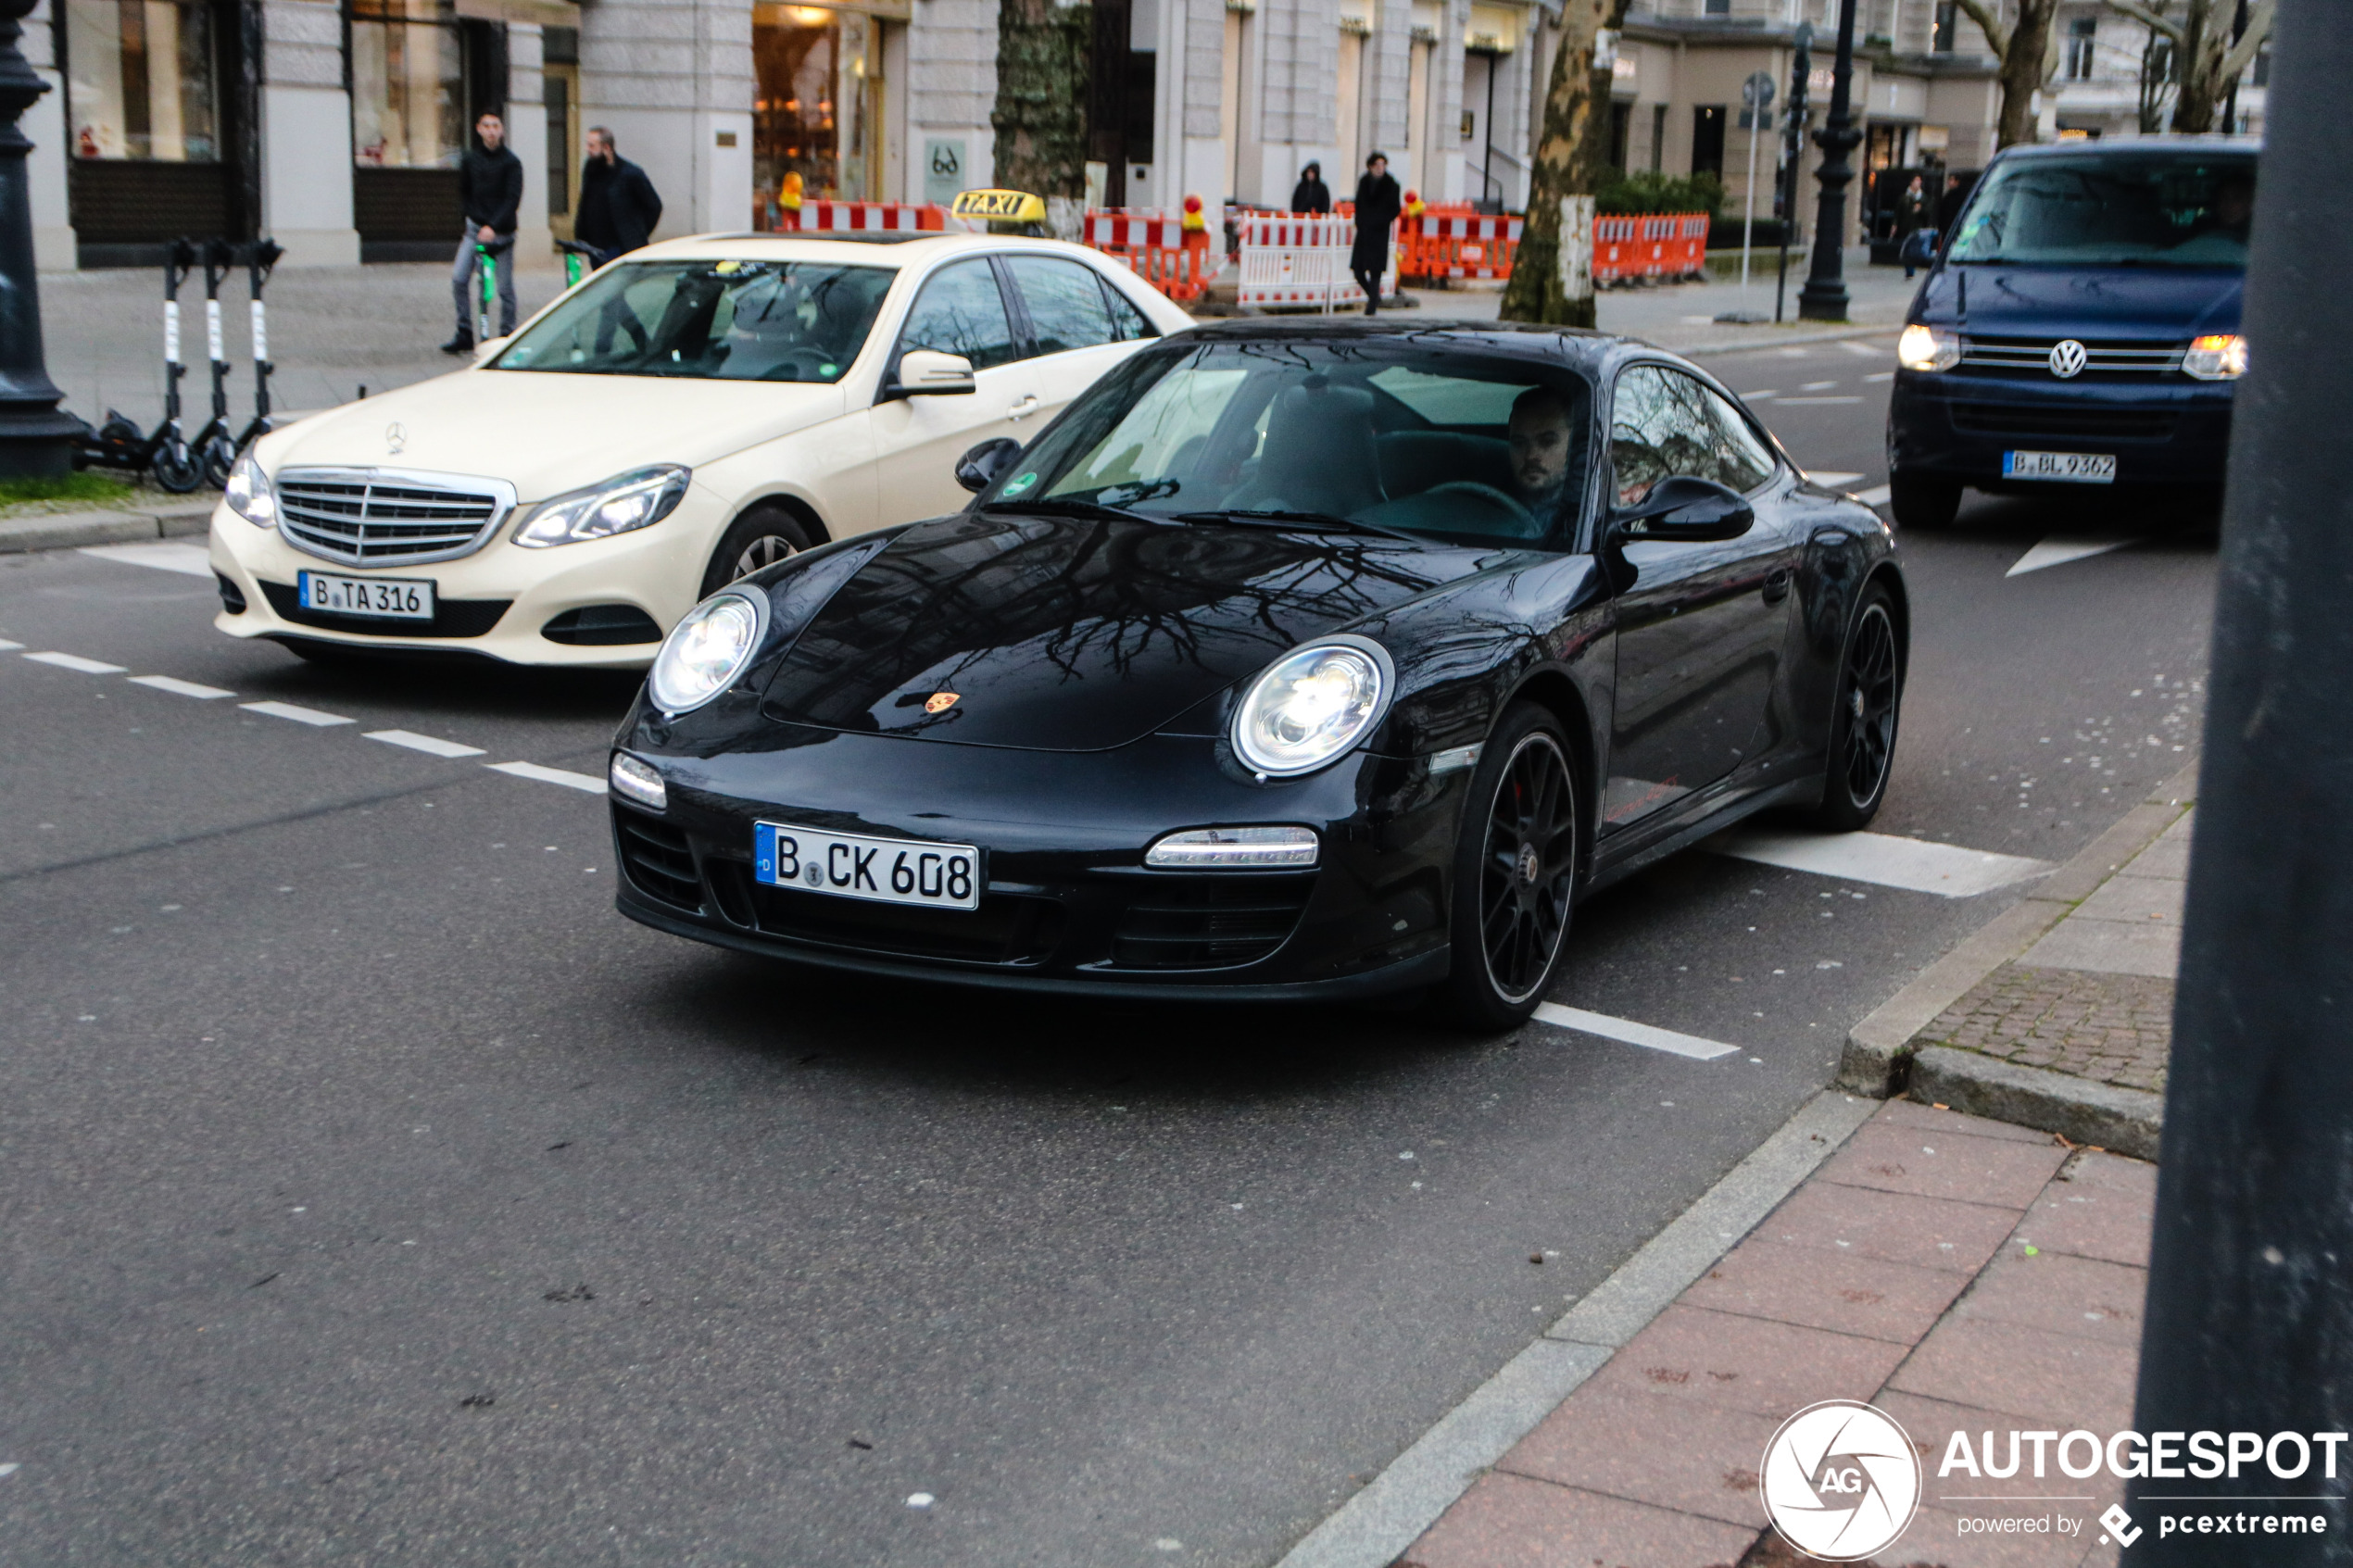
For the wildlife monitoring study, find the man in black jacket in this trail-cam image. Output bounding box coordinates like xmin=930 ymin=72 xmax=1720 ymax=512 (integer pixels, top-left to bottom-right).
xmin=1350 ymin=151 xmax=1402 ymax=315
xmin=444 ymin=110 xmax=522 ymax=354
xmin=574 ymin=127 xmax=664 ymax=267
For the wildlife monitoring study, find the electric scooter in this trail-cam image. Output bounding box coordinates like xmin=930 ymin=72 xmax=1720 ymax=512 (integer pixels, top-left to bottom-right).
xmin=78 ymin=238 xmax=204 ymax=493
xmin=474 ymin=238 xmax=499 ymax=346
xmin=557 ymin=237 xmax=598 ymax=288
xmin=227 ymin=238 xmax=286 ymax=459
xmin=189 ymin=238 xmax=238 ymax=489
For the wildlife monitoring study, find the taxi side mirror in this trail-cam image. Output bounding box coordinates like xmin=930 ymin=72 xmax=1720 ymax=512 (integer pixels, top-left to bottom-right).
xmin=956 ymin=437 xmax=1023 ymax=493
xmin=887 ymin=350 xmax=977 ymax=399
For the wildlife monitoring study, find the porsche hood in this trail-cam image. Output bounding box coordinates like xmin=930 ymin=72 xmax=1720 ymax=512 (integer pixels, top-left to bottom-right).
xmin=757 ymin=511 xmax=1491 ymax=752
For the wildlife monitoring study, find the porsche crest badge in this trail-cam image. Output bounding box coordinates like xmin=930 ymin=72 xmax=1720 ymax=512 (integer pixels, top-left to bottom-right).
xmin=925 ymin=692 xmax=961 ymax=714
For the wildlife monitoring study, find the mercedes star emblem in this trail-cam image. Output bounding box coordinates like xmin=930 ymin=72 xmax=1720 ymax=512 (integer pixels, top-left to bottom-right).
xmin=385 ymin=421 xmax=408 ymax=454
xmin=2047 ymin=339 xmax=2088 ymax=379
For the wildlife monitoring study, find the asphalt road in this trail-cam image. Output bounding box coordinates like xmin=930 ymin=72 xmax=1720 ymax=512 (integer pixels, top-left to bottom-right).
xmin=0 ymin=337 xmax=2220 ymax=1566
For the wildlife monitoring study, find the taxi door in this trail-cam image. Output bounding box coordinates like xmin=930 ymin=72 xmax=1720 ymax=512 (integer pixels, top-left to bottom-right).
xmin=869 ymin=258 xmax=1045 ymax=524
xmin=999 ymin=253 xmax=1146 ymax=423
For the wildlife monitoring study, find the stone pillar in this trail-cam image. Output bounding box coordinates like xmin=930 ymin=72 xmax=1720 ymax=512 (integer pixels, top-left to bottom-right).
xmin=258 ymin=0 xmax=359 ymax=265
xmin=1175 ymin=0 xmax=1223 ymax=207
xmin=1250 ymin=0 xmax=1333 ymax=201
xmin=505 ymin=23 xmax=553 ymax=270
xmin=908 ymin=0 xmax=997 ymax=203
xmin=1368 ymin=0 xmax=1411 ymax=186
xmin=22 ymin=0 xmax=68 ymax=270
xmin=581 ymin=0 xmax=752 ymax=236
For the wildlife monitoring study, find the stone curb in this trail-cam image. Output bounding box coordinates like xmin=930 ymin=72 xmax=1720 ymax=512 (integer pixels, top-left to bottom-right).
xmin=1272 ymin=1089 xmax=1878 ymax=1568
xmin=0 ymin=501 xmax=216 ymax=555
xmin=1837 ymin=755 xmax=2202 ymax=1107
xmin=1907 ymin=1046 xmax=2165 ymax=1160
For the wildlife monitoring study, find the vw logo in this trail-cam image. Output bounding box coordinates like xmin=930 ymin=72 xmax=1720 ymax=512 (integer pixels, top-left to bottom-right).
xmin=385 ymin=421 xmax=407 ymax=455
xmin=1759 ymin=1400 xmax=1921 ymax=1562
xmin=2047 ymin=339 xmax=2088 ymax=379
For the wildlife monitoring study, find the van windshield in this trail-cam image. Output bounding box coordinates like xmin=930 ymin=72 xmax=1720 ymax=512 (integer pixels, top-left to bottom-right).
xmin=1946 ymin=154 xmax=2257 ymax=268
xmin=492 ymin=260 xmax=894 ymax=380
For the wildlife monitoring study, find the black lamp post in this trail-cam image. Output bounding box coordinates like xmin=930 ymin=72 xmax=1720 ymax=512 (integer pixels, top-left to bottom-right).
xmin=0 ymin=0 xmax=82 ymax=479
xmin=1797 ymin=0 xmax=1861 ymax=321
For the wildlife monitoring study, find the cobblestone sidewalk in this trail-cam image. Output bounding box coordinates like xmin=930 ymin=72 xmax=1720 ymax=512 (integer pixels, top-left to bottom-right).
xmin=1398 ymin=1100 xmax=2154 ymax=1568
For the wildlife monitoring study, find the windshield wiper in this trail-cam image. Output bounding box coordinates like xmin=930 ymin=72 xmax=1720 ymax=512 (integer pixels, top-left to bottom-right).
xmin=978 ymin=495 xmax=1158 ymax=523
xmin=1172 ymin=508 xmax=1417 ymax=543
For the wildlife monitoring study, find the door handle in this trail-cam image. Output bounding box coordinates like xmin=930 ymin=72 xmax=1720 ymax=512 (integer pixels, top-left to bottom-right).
xmin=1762 ymin=568 xmax=1793 ymax=604
xmin=1007 ymin=394 xmax=1041 ymax=422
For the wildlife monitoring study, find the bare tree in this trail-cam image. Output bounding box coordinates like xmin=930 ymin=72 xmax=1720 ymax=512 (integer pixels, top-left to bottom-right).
xmin=2104 ymin=0 xmax=2274 ymax=132
xmin=1952 ymin=0 xmax=2066 ymax=148
xmin=1499 ymin=0 xmax=1632 ymax=328
xmin=2133 ymin=0 xmax=2178 ymax=132
xmin=991 ymin=0 xmax=1093 ymax=238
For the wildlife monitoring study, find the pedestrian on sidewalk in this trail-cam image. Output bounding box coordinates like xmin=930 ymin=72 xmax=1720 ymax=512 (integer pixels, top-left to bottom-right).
xmin=575 ymin=126 xmax=664 ymax=269
xmin=444 ymin=110 xmax=522 ymax=354
xmin=1896 ymin=173 xmax=1930 ymax=279
xmin=1350 ymin=151 xmax=1401 ymax=315
xmin=1290 ymin=161 xmax=1331 ymax=215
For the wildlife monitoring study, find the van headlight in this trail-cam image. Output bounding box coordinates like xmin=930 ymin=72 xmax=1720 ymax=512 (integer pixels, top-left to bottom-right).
xmin=1897 ymin=324 xmax=1960 ymax=372
xmin=2183 ymin=334 xmax=2247 ymax=381
xmin=648 ymin=591 xmax=764 ymax=714
xmin=1231 ymin=638 xmax=1393 ymax=778
xmin=514 ymin=464 xmax=690 ymax=548
xmin=224 ymin=449 xmax=277 ymax=527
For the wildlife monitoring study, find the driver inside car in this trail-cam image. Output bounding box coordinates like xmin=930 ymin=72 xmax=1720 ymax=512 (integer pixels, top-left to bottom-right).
xmin=1507 ymin=386 xmax=1579 ymax=516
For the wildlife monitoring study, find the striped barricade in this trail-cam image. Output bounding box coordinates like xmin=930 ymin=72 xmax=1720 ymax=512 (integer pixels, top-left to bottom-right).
xmin=1399 ymin=210 xmax=1522 ymax=282
xmin=1083 ymin=209 xmax=1223 ymax=304
xmin=784 ymin=200 xmax=947 ymax=234
xmin=1231 ymin=213 xmax=1394 ymax=308
xmin=1592 ymin=212 xmax=1710 ymax=285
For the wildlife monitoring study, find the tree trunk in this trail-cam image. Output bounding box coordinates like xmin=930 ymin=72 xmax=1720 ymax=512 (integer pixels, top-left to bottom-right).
xmin=2169 ymin=0 xmax=2227 ymax=131
xmin=992 ymin=0 xmax=1093 ymax=236
xmin=1498 ymin=0 xmax=1629 ymax=328
xmin=1994 ymin=0 xmax=2063 ymax=147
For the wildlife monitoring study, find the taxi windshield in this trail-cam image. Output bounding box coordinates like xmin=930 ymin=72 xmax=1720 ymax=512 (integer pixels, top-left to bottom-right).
xmin=493 ymin=260 xmax=894 ymax=381
xmin=1946 ymin=154 xmax=2258 ymax=269
xmin=987 ymin=339 xmax=1595 ymax=551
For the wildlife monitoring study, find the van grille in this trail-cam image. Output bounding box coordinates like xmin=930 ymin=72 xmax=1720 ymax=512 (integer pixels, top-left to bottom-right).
xmin=1958 ymin=336 xmax=2186 ymax=375
xmin=276 ymin=468 xmax=515 ymax=566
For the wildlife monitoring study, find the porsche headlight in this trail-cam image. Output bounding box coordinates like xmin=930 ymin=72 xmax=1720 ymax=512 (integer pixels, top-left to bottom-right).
xmin=1897 ymin=324 xmax=1960 ymax=372
xmin=2183 ymin=333 xmax=2247 ymax=381
xmin=1232 ymin=639 xmax=1392 ymax=777
xmin=224 ymin=449 xmax=277 ymax=527
xmin=648 ymin=591 xmax=763 ymax=714
xmin=513 ymin=464 xmax=690 ymax=548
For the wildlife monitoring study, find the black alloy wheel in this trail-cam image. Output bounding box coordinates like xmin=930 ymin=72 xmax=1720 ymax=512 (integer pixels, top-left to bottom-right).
xmin=1811 ymin=587 xmax=1902 ymax=831
xmin=701 ymin=506 xmax=815 ymax=596
xmin=1442 ymin=703 xmax=1579 ymax=1030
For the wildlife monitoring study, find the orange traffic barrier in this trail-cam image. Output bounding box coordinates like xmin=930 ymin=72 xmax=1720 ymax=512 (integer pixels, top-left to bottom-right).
xmin=785 ymin=199 xmax=945 ymax=234
xmin=1084 ymin=207 xmax=1222 ymax=304
xmin=1398 ymin=210 xmax=1521 ymax=283
xmin=1592 ymin=212 xmax=1709 ymax=284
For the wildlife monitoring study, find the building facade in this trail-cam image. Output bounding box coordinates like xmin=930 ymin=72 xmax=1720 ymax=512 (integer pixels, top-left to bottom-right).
xmin=19 ymin=0 xmax=2266 ymax=274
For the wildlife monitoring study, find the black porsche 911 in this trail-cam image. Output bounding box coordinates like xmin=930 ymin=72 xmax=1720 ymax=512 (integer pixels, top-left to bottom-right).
xmin=605 ymin=320 xmax=1905 ymax=1027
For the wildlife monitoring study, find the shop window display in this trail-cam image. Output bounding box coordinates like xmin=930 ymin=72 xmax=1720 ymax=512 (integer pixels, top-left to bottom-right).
xmin=753 ymin=1 xmax=882 ymax=225
xmin=64 ymin=0 xmax=219 ymax=162
xmin=351 ymin=0 xmax=464 ymax=169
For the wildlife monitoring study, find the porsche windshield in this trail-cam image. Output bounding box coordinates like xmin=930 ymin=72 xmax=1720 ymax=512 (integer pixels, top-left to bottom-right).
xmin=991 ymin=340 xmax=1596 ymax=549
xmin=492 ymin=260 xmax=894 ymax=380
xmin=1946 ymin=154 xmax=2258 ymax=268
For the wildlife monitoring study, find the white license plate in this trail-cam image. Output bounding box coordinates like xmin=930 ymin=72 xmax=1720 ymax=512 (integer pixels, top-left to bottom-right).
xmin=2003 ymin=450 xmax=2116 ymax=483
xmin=298 ymin=569 xmax=435 ymax=620
xmin=753 ymin=822 xmax=981 ymax=911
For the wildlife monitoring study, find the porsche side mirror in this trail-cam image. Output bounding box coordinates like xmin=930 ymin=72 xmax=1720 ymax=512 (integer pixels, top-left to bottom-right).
xmin=887 ymin=349 xmax=977 ymax=399
xmin=956 ymin=436 xmax=1023 ymax=494
xmin=1611 ymin=475 xmax=1755 ymax=543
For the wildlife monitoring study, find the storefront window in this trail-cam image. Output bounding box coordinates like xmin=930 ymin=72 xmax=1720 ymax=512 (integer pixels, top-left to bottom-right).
xmin=752 ymin=1 xmax=882 ymax=225
xmin=350 ymin=0 xmax=464 ymax=169
xmin=64 ymin=0 xmax=219 ymax=161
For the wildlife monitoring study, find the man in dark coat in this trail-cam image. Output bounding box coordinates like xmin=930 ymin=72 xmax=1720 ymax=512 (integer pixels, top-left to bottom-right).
xmin=445 ymin=109 xmax=523 ymax=354
xmin=1350 ymin=151 xmax=1402 ymax=315
xmin=574 ymin=126 xmax=665 ymax=267
xmin=1290 ymin=161 xmax=1331 ymax=214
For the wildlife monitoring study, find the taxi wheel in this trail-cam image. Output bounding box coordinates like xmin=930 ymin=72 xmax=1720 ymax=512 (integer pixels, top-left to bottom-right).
xmin=702 ymin=508 xmax=813 ymax=596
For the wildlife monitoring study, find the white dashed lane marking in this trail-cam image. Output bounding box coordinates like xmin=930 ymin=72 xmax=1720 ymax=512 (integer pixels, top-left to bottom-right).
xmin=24 ymin=651 xmax=127 ymax=674
xmin=1777 ymin=395 xmax=1864 ymax=406
xmin=77 ymin=543 xmax=214 ymax=578
xmin=241 ymin=700 xmax=354 ymax=727
xmin=1864 ymin=370 xmax=1895 ymax=383
xmin=1856 ymin=483 xmax=1893 ymax=507
xmin=2007 ymin=536 xmax=2136 ymax=577
xmin=488 ymin=760 xmax=607 ymax=794
xmin=1800 ymin=381 xmax=1841 ymax=392
xmin=368 ymin=729 xmax=488 ymax=759
xmin=1709 ymin=828 xmax=2052 ymax=897
xmin=1531 ymin=1004 xmax=1742 ymax=1061
xmin=1807 ymin=470 xmax=1864 ymax=487
xmin=1838 ymin=340 xmax=1887 ymax=357
xmin=0 ymin=639 xmax=22 ymax=651
xmin=129 ymin=674 xmax=235 ymax=699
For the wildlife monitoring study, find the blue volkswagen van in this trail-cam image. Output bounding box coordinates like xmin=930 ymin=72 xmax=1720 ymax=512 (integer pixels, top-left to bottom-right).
xmin=1885 ymin=136 xmax=2257 ymax=529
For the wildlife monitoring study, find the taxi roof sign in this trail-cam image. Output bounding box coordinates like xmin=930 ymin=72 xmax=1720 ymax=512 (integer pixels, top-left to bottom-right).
xmin=950 ymin=188 xmax=1048 ymax=223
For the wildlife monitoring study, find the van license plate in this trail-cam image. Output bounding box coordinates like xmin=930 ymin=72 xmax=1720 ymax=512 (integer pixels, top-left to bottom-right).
xmin=2003 ymin=451 xmax=2116 ymax=483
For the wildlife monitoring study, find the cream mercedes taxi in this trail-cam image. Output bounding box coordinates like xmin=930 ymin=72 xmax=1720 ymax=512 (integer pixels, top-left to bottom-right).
xmin=208 ymin=224 xmax=1192 ymax=665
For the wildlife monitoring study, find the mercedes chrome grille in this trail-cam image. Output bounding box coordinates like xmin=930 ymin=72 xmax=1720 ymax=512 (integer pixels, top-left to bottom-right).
xmin=275 ymin=467 xmax=518 ymax=567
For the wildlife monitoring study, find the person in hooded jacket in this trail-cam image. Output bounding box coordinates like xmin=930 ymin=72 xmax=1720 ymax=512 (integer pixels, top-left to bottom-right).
xmin=1350 ymin=151 xmax=1402 ymax=314
xmin=1290 ymin=162 xmax=1331 ymax=214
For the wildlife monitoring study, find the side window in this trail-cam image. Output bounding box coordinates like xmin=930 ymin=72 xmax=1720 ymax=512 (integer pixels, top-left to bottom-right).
xmin=899 ymin=260 xmax=1019 ymax=370
xmin=1609 ymin=366 xmax=1773 ymax=503
xmin=1006 ymin=256 xmax=1117 ymax=356
xmin=1100 ymin=277 xmax=1158 ymax=342
xmin=1696 ymin=383 xmax=1778 ymax=493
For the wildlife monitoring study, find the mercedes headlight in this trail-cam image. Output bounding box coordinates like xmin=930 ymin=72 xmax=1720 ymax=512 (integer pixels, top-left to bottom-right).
xmin=648 ymin=591 xmax=764 ymax=714
xmin=1232 ymin=638 xmax=1393 ymax=778
xmin=513 ymin=464 xmax=690 ymax=548
xmin=1897 ymin=324 xmax=1960 ymax=372
xmin=224 ymin=449 xmax=277 ymax=527
xmin=2183 ymin=333 xmax=2247 ymax=381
